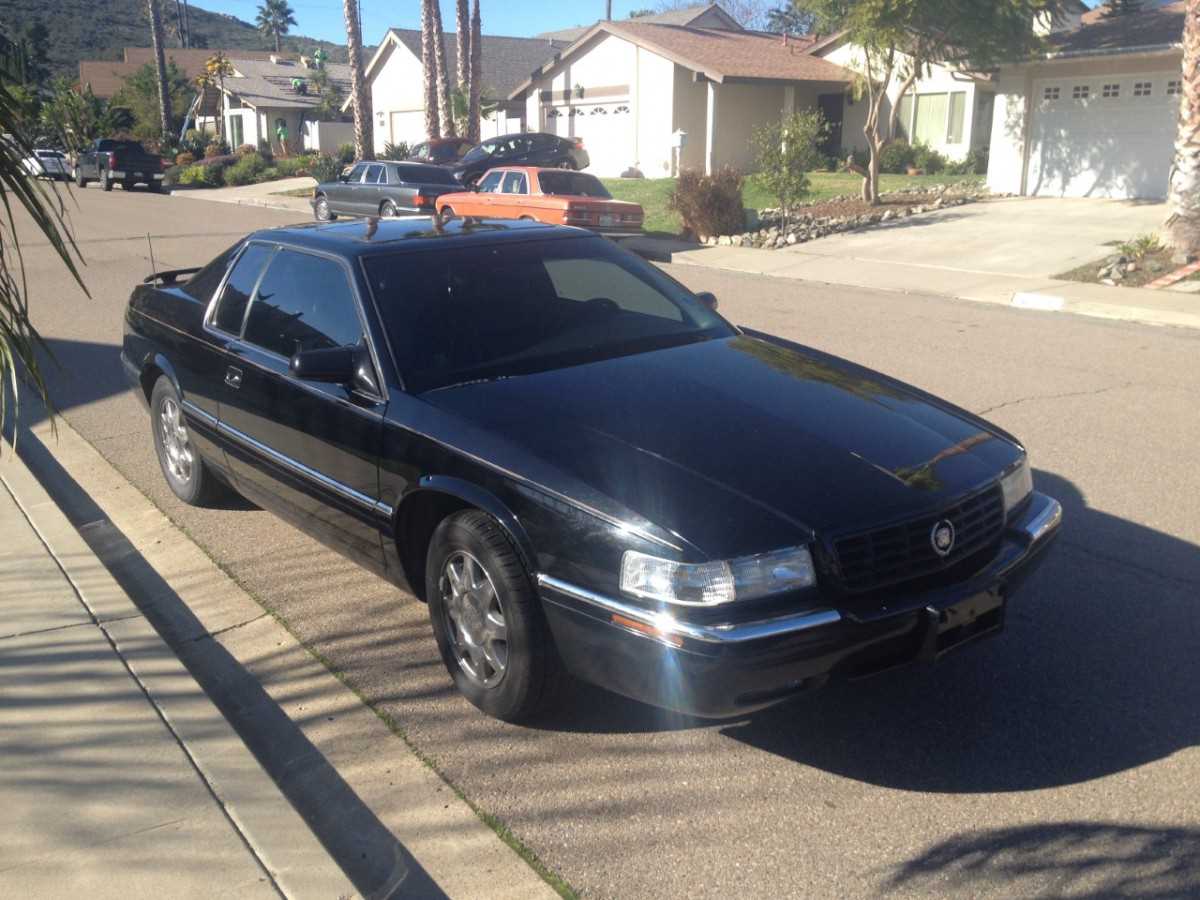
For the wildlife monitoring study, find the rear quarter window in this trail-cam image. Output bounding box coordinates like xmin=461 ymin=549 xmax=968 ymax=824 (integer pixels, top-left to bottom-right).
xmin=243 ymin=250 xmax=362 ymax=357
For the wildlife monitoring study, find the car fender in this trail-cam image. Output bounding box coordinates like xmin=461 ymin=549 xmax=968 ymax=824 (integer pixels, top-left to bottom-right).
xmin=397 ymin=475 xmax=537 ymax=575
xmin=136 ymin=350 xmax=184 ymax=402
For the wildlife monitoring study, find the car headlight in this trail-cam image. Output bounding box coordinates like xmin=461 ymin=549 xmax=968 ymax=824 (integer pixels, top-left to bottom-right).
xmin=620 ymin=546 xmax=816 ymax=607
xmin=1000 ymin=456 xmax=1034 ymax=515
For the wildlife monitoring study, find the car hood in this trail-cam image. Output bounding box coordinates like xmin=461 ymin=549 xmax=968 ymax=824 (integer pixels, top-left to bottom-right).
xmin=424 ymin=334 xmax=1022 ymax=559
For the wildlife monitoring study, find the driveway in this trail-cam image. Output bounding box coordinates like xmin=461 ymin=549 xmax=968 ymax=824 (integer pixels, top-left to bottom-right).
xmin=670 ymin=197 xmax=1169 ymax=307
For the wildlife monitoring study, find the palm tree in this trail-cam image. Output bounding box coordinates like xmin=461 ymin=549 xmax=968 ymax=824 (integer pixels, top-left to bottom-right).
xmin=468 ymin=0 xmax=482 ymax=143
xmin=256 ymin=0 xmax=297 ymax=54
xmin=343 ymin=0 xmax=373 ymax=159
xmin=430 ymin=0 xmax=456 ymax=137
xmin=1166 ymin=0 xmax=1199 ymax=258
xmin=202 ymin=52 xmax=233 ymax=144
xmin=0 ymin=77 xmax=88 ymax=438
xmin=421 ymin=0 xmax=440 ymax=140
xmin=456 ymin=0 xmax=471 ymax=94
xmin=147 ymin=0 xmax=173 ymax=141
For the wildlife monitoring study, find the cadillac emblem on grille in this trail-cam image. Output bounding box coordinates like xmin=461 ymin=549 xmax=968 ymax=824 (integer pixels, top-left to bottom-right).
xmin=931 ymin=519 xmax=956 ymax=557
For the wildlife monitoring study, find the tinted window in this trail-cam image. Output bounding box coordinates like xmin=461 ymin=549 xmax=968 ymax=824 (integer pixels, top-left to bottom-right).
xmin=363 ymin=236 xmax=731 ymax=392
xmin=501 ymin=172 xmax=527 ymax=194
xmin=365 ymin=164 xmax=385 ymax=184
xmin=477 ymin=171 xmax=504 ymax=193
xmin=537 ymin=171 xmax=610 ymax=198
xmin=346 ymin=163 xmax=367 ymax=182
xmin=213 ymin=243 xmax=273 ymax=334
xmin=461 ymin=140 xmax=500 ymax=164
xmin=243 ymin=250 xmax=362 ymax=358
xmin=185 ymin=242 xmax=240 ymax=304
xmin=393 ymin=164 xmax=459 ymax=184
xmin=98 ymin=139 xmax=143 ymax=152
xmin=410 ymin=142 xmax=429 ymax=158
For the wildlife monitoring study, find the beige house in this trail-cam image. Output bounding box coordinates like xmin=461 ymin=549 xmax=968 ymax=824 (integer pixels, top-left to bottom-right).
xmin=219 ymin=56 xmax=353 ymax=155
xmin=510 ymin=14 xmax=851 ymax=177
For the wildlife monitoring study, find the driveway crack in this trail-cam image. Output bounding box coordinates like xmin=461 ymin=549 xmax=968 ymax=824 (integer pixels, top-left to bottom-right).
xmin=189 ymin=612 xmax=270 ymax=643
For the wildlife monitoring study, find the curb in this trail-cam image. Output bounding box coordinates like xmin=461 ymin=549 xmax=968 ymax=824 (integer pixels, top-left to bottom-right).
xmin=1 ymin=435 xmax=354 ymax=899
xmin=9 ymin=407 xmax=562 ymax=900
xmin=169 ymin=190 xmax=310 ymax=215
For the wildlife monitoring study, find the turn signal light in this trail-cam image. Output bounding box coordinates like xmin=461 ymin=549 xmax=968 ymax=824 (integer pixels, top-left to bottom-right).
xmin=611 ymin=613 xmax=683 ymax=648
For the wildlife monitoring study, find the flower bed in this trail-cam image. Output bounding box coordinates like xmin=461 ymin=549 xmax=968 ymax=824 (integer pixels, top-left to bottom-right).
xmin=698 ymin=181 xmax=992 ymax=250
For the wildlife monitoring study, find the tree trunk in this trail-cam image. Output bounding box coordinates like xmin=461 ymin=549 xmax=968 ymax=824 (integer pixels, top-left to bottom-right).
xmin=148 ymin=0 xmax=173 ymax=141
xmin=456 ymin=0 xmax=470 ymax=91
xmin=430 ymin=0 xmax=456 ymax=137
xmin=468 ymin=0 xmax=482 ymax=143
xmin=421 ymin=0 xmax=441 ymax=140
xmin=1166 ymin=0 xmax=1200 ymax=258
xmin=607 ymin=0 xmax=612 ymax=21
xmin=343 ymin=0 xmax=373 ymax=160
xmin=182 ymin=0 xmax=190 ymax=48
xmin=275 ymin=30 xmax=281 ymax=53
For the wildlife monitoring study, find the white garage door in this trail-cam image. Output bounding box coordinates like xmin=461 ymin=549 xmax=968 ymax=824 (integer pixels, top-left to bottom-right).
xmin=1028 ymin=73 xmax=1182 ymax=199
xmin=546 ymin=100 xmax=633 ymax=177
xmin=388 ymin=110 xmax=426 ymax=147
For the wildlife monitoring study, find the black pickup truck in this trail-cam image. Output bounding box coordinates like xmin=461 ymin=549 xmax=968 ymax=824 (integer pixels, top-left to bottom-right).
xmin=74 ymin=139 xmax=166 ymax=192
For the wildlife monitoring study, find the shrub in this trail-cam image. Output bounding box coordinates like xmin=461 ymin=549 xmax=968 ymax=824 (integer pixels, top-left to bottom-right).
xmin=912 ymin=143 xmax=947 ymax=174
xmin=1117 ymin=233 xmax=1164 ymax=260
xmin=878 ymin=140 xmax=917 ymax=174
xmin=203 ymin=140 xmax=229 ymax=159
xmin=174 ymin=151 xmax=195 ymax=166
xmin=668 ymin=167 xmax=745 ymax=238
xmin=942 ymin=146 xmax=989 ymax=176
xmin=381 ymin=140 xmax=410 ymax=160
xmin=162 ymin=164 xmax=182 ymax=188
xmin=224 ymin=152 xmax=269 ymax=186
xmin=275 ymin=155 xmax=314 ymax=177
xmin=336 ymin=142 xmax=356 ymax=164
xmin=235 ymin=143 xmax=257 ymax=156
xmin=181 ymin=129 xmax=207 ymax=156
xmin=309 ymin=154 xmax=342 ymax=185
xmin=178 ymin=164 xmax=216 ymax=186
xmin=752 ymin=110 xmax=827 ymax=223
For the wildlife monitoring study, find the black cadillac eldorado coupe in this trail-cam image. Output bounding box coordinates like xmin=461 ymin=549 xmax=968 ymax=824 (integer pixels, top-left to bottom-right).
xmin=121 ymin=217 xmax=1062 ymax=722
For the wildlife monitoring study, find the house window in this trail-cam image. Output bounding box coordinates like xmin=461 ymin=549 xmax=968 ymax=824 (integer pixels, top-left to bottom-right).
xmin=1102 ymin=83 xmax=1120 ymax=98
xmin=1072 ymin=85 xmax=1090 ymax=100
xmin=229 ymin=115 xmax=244 ymax=149
xmin=1043 ymin=86 xmax=1061 ymax=101
xmin=895 ymin=91 xmax=968 ymax=145
xmin=1167 ymin=80 xmax=1182 ymax=96
xmin=1134 ymin=82 xmax=1153 ymax=97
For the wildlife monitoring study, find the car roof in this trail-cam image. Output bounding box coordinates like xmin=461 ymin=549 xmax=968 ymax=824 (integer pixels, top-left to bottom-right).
xmin=246 ymin=217 xmax=594 ymax=257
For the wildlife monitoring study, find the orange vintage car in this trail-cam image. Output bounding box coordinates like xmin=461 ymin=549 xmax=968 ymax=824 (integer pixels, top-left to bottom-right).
xmin=436 ymin=167 xmax=644 ymax=236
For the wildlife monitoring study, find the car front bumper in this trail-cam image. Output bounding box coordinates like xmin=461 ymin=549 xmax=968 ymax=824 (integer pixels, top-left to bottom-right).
xmin=538 ymin=491 xmax=1062 ymax=718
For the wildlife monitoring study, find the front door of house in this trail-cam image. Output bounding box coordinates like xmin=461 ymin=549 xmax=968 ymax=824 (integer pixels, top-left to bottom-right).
xmin=817 ymin=93 xmax=845 ymax=157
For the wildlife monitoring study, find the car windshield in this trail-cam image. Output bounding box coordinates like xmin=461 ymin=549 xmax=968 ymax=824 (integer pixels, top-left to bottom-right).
xmin=460 ymin=141 xmax=498 ymax=164
xmin=363 ymin=236 xmax=733 ymax=392
xmin=430 ymin=143 xmax=467 ymax=162
xmin=537 ymin=171 xmax=611 ymax=198
xmin=394 ymin=164 xmax=460 ymax=185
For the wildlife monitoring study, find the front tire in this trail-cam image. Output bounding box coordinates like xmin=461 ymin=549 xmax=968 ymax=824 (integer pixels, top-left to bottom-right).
xmin=75 ymin=168 xmax=87 ymax=187
xmin=150 ymin=376 xmax=225 ymax=506
xmin=380 ymin=199 xmax=398 ymax=218
xmin=426 ymin=510 xmax=561 ymax=722
xmin=314 ymin=194 xmax=336 ymax=221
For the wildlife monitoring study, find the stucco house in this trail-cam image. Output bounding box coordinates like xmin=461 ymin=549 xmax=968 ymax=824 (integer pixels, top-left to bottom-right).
xmin=986 ymin=0 xmax=1187 ymax=200
xmin=218 ymin=56 xmax=354 ymax=155
xmin=354 ymin=29 xmax=571 ymax=155
xmin=510 ymin=13 xmax=852 ymax=177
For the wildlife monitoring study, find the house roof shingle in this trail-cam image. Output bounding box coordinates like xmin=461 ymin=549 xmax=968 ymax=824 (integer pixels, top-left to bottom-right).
xmin=386 ymin=29 xmax=569 ymax=99
xmin=535 ymin=3 xmax=739 ymax=43
xmin=1053 ymin=0 xmax=1186 ymax=55
xmin=79 ymin=47 xmax=278 ymax=99
xmin=224 ymin=58 xmax=353 ymax=110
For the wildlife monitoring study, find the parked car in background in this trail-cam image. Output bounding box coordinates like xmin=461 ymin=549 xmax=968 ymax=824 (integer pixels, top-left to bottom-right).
xmin=451 ymin=133 xmax=589 ymax=187
xmin=406 ymin=137 xmax=473 ymax=164
xmin=23 ymin=148 xmax=69 ymax=181
xmin=121 ymin=216 xmax=1061 ymax=723
xmin=74 ymin=139 xmax=166 ymax=191
xmin=438 ymin=167 xmax=643 ymax=236
xmin=313 ymin=160 xmax=462 ymax=221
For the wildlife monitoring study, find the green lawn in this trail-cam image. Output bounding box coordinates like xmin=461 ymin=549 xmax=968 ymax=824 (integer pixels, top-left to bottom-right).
xmin=603 ymin=173 xmax=984 ymax=236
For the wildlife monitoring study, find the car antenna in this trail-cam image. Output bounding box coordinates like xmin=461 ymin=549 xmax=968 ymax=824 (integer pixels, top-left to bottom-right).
xmin=146 ymin=232 xmax=157 ymax=279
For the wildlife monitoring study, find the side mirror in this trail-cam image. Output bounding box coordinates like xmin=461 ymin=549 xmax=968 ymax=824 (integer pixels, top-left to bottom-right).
xmin=695 ymin=291 xmax=719 ymax=312
xmin=290 ymin=342 xmax=380 ymax=396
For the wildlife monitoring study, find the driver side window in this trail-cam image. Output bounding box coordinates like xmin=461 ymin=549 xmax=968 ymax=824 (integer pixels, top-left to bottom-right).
xmin=501 ymin=172 xmax=528 ymax=194
xmin=477 ymin=171 xmax=504 ymax=193
xmin=346 ymin=163 xmax=367 ymax=182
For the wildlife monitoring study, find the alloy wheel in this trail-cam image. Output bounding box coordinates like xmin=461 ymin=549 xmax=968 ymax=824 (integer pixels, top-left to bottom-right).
xmin=158 ymin=396 xmax=194 ymax=484
xmin=440 ymin=550 xmax=508 ymax=688
xmin=316 ymin=197 xmax=330 ymax=220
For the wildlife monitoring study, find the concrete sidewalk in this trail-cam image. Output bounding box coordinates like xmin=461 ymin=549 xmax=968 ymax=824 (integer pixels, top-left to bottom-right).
xmin=171 ymin=176 xmax=314 ymax=215
xmin=0 ymin=447 xmax=352 ymax=897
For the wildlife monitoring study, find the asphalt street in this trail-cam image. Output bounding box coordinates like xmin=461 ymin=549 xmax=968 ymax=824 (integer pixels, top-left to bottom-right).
xmin=15 ymin=184 xmax=1200 ymax=898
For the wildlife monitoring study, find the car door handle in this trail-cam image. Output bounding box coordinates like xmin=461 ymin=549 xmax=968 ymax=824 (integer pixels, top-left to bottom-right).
xmin=225 ymin=366 xmax=243 ymax=389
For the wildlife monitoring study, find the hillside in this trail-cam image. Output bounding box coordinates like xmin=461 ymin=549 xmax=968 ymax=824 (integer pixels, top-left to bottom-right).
xmin=1 ymin=0 xmax=350 ymax=80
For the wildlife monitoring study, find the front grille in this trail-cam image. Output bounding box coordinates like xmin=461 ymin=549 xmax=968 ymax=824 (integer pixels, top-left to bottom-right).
xmin=832 ymin=485 xmax=1005 ymax=594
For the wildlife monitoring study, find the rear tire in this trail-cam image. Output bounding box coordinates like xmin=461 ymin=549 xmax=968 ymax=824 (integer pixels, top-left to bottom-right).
xmin=99 ymin=170 xmax=112 ymax=191
xmin=380 ymin=199 xmax=398 ymax=218
xmin=314 ymin=195 xmax=336 ymax=221
xmin=440 ymin=205 xmax=457 ymax=221
xmin=75 ymin=168 xmax=87 ymax=188
xmin=146 ymin=180 xmax=162 ymax=193
xmin=150 ymin=376 xmax=227 ymax=507
xmin=426 ymin=510 xmax=561 ymax=722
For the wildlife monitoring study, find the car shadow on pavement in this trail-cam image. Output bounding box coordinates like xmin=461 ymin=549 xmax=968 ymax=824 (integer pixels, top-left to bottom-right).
xmin=12 ymin=427 xmax=448 ymax=900
xmin=718 ymin=469 xmax=1200 ymax=793
xmin=885 ymin=821 xmax=1200 ymax=898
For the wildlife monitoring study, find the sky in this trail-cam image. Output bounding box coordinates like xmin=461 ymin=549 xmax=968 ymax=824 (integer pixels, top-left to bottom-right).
xmin=197 ymin=0 xmax=1110 ymax=48
xmin=195 ymin=0 xmax=656 ymax=45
